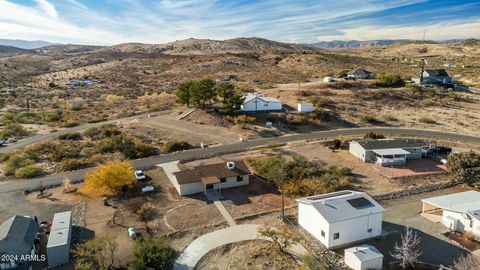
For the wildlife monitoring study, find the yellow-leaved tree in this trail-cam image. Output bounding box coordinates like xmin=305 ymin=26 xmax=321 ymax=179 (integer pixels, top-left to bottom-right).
xmin=82 ymin=160 xmax=135 ymax=197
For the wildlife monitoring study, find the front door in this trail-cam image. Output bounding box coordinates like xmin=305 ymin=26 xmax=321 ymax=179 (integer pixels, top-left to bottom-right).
xmin=205 ymin=184 xmax=214 ymax=190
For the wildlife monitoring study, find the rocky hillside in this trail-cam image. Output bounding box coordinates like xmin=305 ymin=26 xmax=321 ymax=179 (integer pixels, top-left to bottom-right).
xmin=0 ymin=45 xmax=34 ymax=57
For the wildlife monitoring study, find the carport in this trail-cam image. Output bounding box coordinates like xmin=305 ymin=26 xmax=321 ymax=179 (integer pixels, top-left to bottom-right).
xmin=373 ymin=148 xmax=410 ymax=166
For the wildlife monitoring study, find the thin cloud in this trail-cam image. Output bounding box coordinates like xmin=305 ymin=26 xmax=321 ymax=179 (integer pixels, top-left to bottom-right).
xmin=35 ymin=0 xmax=58 ymax=18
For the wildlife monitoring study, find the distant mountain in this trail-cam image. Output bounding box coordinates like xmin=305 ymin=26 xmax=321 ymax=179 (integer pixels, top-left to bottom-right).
xmin=0 ymin=39 xmax=58 ymax=49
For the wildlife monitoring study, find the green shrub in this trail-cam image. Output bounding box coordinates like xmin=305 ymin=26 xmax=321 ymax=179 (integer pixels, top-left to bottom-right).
xmin=14 ymin=165 xmax=44 ymax=178
xmin=233 ymin=115 xmax=255 ymax=125
xmin=418 ymin=117 xmax=436 ymax=124
xmin=161 ymin=141 xmax=190 ymax=153
xmin=58 ymin=132 xmax=83 ymax=140
xmin=361 ymin=115 xmax=379 ymax=124
xmin=133 ymin=142 xmax=159 ymax=158
xmin=44 ymin=110 xmax=63 ymax=122
xmin=4 ymin=154 xmax=34 ymax=175
xmin=60 ymin=158 xmax=89 ymax=171
xmin=448 ymin=151 xmax=480 ymax=184
xmin=48 ymin=145 xmax=81 ymax=162
xmin=15 ymin=112 xmax=41 ymax=124
xmin=128 ymin=237 xmax=174 ymax=270
xmin=364 ymin=132 xmax=385 ymax=139
xmin=96 ymin=134 xmax=135 ymax=155
xmin=0 ymin=123 xmax=29 ymax=138
xmin=445 ymin=92 xmax=460 ymax=101
xmin=374 ymin=73 xmax=405 ymax=88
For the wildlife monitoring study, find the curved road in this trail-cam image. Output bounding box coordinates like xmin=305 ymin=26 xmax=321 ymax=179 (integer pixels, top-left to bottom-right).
xmin=1 ymin=127 xmax=479 ymax=194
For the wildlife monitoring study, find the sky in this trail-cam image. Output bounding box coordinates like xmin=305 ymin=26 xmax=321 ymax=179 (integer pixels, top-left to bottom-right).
xmin=0 ymin=0 xmax=479 ymax=45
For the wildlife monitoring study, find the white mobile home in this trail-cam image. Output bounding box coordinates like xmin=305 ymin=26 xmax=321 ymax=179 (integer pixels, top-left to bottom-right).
xmin=157 ymin=160 xmax=251 ymax=196
xmin=297 ymin=103 xmax=314 ymax=113
xmin=349 ymin=139 xmax=426 ymax=166
xmin=47 ymin=211 xmax=72 ymax=267
xmin=323 ymin=77 xmax=335 ymax=82
xmin=296 ymin=190 xmax=385 ymax=249
xmin=242 ymin=93 xmax=282 ymax=112
xmin=421 ymin=191 xmax=480 ymax=239
xmin=344 ymin=245 xmax=383 ymax=270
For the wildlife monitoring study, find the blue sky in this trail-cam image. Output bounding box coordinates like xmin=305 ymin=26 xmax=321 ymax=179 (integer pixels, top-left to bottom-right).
xmin=0 ymin=0 xmax=479 ymax=45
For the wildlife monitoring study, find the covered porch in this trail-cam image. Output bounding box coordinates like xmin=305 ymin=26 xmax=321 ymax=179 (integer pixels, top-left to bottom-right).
xmin=202 ymin=176 xmax=224 ymax=201
xmin=373 ymin=148 xmax=410 ymax=167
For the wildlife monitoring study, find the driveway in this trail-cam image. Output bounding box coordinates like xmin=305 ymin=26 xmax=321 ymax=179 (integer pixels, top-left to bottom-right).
xmin=1 ymin=127 xmax=480 ymax=194
xmin=173 ymin=224 xmax=307 ymax=270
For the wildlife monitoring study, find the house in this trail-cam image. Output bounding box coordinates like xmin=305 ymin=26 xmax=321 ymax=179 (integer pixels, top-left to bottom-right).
xmin=412 ymin=69 xmax=452 ymax=85
xmin=344 ymin=245 xmax=383 ymax=270
xmin=346 ymin=69 xmax=372 ymax=79
xmin=47 ymin=211 xmax=72 ymax=268
xmin=296 ymin=190 xmax=385 ymax=249
xmin=158 ymin=160 xmax=251 ymax=196
xmin=67 ymin=79 xmax=93 ymax=86
xmin=297 ymin=103 xmax=314 ymax=113
xmin=0 ymin=215 xmax=39 ymax=270
xmin=349 ymin=139 xmax=426 ymax=166
xmin=323 ymin=77 xmax=335 ymax=83
xmin=241 ymin=93 xmax=282 ymax=112
xmin=421 ymin=191 xmax=480 ymax=239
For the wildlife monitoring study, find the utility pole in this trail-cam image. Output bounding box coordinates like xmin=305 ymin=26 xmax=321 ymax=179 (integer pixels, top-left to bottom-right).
xmin=420 ymin=58 xmax=425 ymax=83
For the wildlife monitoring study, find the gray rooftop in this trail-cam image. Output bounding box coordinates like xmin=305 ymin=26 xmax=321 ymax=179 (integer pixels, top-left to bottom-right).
xmin=345 ymin=245 xmax=383 ymax=262
xmin=296 ymin=190 xmax=385 ymax=223
xmin=422 ymin=191 xmax=480 ymax=220
xmin=47 ymin=211 xmax=72 ymax=248
xmin=355 ymin=139 xmax=426 ymax=150
xmin=0 ymin=215 xmax=38 ymax=256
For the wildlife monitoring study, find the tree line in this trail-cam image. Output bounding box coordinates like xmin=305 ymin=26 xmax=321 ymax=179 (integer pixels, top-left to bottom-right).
xmin=175 ymin=79 xmax=245 ymax=114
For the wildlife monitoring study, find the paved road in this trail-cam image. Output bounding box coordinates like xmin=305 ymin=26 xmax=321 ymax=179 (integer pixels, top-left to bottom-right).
xmin=173 ymin=224 xmax=307 ymax=270
xmin=1 ymin=127 xmax=479 ymax=194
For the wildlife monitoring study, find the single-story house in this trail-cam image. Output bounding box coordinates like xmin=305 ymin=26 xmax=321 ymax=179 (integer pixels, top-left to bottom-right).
xmin=297 ymin=103 xmax=314 ymax=113
xmin=158 ymin=160 xmax=251 ymax=196
xmin=47 ymin=211 xmax=72 ymax=268
xmin=296 ymin=190 xmax=385 ymax=249
xmin=421 ymin=191 xmax=480 ymax=239
xmin=412 ymin=69 xmax=452 ymax=85
xmin=346 ymin=69 xmax=372 ymax=79
xmin=0 ymin=215 xmax=39 ymax=270
xmin=67 ymin=80 xmax=92 ymax=86
xmin=323 ymin=77 xmax=335 ymax=83
xmin=241 ymin=93 xmax=282 ymax=112
xmin=344 ymin=245 xmax=383 ymax=270
xmin=349 ymin=139 xmax=426 ymax=166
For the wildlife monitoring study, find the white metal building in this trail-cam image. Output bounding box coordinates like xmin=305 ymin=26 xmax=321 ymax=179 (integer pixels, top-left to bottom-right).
xmin=421 ymin=191 xmax=480 ymax=239
xmin=297 ymin=103 xmax=314 ymax=113
xmin=241 ymin=93 xmax=282 ymax=112
xmin=157 ymin=160 xmax=251 ymax=196
xmin=47 ymin=211 xmax=72 ymax=268
xmin=344 ymin=245 xmax=383 ymax=270
xmin=349 ymin=139 xmax=426 ymax=166
xmin=323 ymin=77 xmax=335 ymax=82
xmin=296 ymin=190 xmax=385 ymax=249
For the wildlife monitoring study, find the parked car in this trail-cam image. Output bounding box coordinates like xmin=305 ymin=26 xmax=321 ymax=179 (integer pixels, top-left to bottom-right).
xmin=428 ymin=146 xmax=452 ymax=155
xmin=134 ymin=170 xmax=146 ymax=181
xmin=128 ymin=227 xmax=137 ymax=239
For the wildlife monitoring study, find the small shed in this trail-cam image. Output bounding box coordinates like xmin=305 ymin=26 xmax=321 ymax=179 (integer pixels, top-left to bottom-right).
xmin=47 ymin=211 xmax=72 ymax=268
xmin=344 ymin=245 xmax=383 ymax=270
xmin=297 ymin=103 xmax=314 ymax=113
xmin=323 ymin=77 xmax=334 ymax=82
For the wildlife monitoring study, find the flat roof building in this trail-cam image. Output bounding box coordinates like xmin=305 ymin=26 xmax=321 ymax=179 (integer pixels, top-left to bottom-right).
xmin=46 ymin=211 xmax=72 ymax=268
xmin=349 ymin=139 xmax=426 ymax=166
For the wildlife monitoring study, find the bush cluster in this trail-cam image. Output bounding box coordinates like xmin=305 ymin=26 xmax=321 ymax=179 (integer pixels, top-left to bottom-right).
xmin=161 ymin=141 xmax=190 ymax=153
xmin=374 ymin=73 xmax=406 ymax=88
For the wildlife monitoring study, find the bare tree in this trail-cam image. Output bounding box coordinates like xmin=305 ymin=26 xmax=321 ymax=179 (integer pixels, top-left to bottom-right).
xmin=257 ymin=224 xmax=300 ymax=253
xmin=390 ymin=227 xmax=422 ymax=269
xmin=453 ymin=253 xmax=480 ymax=270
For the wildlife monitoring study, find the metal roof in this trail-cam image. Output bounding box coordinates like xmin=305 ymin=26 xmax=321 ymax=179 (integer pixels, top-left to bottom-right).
xmin=345 ymin=245 xmax=383 ymax=262
xmin=421 ymin=191 xmax=480 ymax=220
xmin=0 ymin=215 xmax=38 ymax=256
xmin=355 ymin=139 xmax=426 ymax=150
xmin=242 ymin=93 xmax=281 ymax=104
xmin=47 ymin=211 xmax=72 ymax=248
xmin=296 ymin=190 xmax=385 ymax=223
xmin=373 ymin=148 xmax=410 ymax=156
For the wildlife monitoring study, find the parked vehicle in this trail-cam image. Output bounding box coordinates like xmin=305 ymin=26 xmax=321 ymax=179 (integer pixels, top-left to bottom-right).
xmin=134 ymin=170 xmax=146 ymax=181
xmin=428 ymin=146 xmax=452 ymax=155
xmin=128 ymin=227 xmax=137 ymax=239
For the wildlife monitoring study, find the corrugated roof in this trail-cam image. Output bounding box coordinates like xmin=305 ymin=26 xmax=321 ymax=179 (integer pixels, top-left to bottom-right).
xmin=345 ymin=245 xmax=383 ymax=261
xmin=296 ymin=190 xmax=385 ymax=223
xmin=174 ymin=160 xmax=251 ymax=185
xmin=421 ymin=191 xmax=480 ymax=220
xmin=355 ymin=139 xmax=426 ymax=150
xmin=347 ymin=68 xmax=372 ymax=75
xmin=373 ymin=148 xmax=410 ymax=156
xmin=425 ymin=69 xmax=450 ymax=77
xmin=0 ymin=215 xmax=38 ymax=255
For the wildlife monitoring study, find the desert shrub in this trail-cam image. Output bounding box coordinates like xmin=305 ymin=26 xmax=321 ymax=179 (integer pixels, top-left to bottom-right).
xmin=104 ymin=94 xmax=125 ymax=104
xmin=310 ymin=96 xmax=331 ymax=108
xmin=384 ymin=115 xmax=398 ymax=122
xmin=82 ymin=160 xmax=135 ymax=197
xmin=133 ymin=142 xmax=159 ymax=158
xmin=364 ymin=132 xmax=385 ymax=139
xmin=445 ymin=92 xmax=460 ymax=100
xmin=161 ymin=140 xmax=190 ymax=153
xmin=14 ymin=165 xmax=44 ymax=178
xmin=48 ymin=145 xmax=81 ymax=162
xmin=418 ymin=116 xmax=436 ymax=124
xmin=1 ymin=112 xmax=16 ymax=124
xmin=374 ymin=73 xmax=405 ymax=87
xmin=361 ymin=115 xmax=379 ymax=124
xmin=454 ymin=253 xmax=480 ymax=270
xmin=63 ymin=119 xmax=79 ymax=127
xmin=58 ymin=132 xmax=83 ymax=140
xmin=311 ymin=109 xmax=331 ymax=121
xmin=4 ymin=154 xmax=34 ymax=175
xmin=15 ymin=111 xmax=41 ymax=124
xmin=96 ymin=134 xmax=135 ymax=154
xmin=257 ymin=225 xmax=299 ymax=254
xmin=128 ymin=238 xmax=174 ymax=270
xmin=0 ymin=123 xmax=29 ymax=138
xmin=23 ymin=141 xmax=58 ymax=160
xmin=74 ymin=235 xmax=117 ymax=270
xmin=60 ymin=158 xmax=89 ymax=171
xmin=448 ymin=151 xmax=480 ymax=184
xmin=44 ymin=110 xmax=63 ymax=122
xmin=233 ymin=115 xmax=255 ymax=125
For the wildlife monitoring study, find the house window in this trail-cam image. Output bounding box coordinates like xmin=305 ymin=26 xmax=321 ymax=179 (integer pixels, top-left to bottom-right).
xmin=220 ymin=178 xmax=226 ymax=183
xmin=321 ymin=230 xmax=325 ymax=237
xmin=236 ymin=175 xmax=243 ymax=182
xmin=367 ymin=228 xmax=372 ymax=233
xmin=206 ymin=184 xmax=213 ymax=190
xmin=333 ymin=233 xmax=340 ymax=240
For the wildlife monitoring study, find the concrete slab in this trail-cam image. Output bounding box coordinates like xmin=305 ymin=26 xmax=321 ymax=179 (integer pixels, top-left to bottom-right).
xmin=213 ymin=200 xmax=236 ymax=226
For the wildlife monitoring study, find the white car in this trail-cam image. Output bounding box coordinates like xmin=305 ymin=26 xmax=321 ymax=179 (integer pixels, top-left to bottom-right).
xmin=128 ymin=227 xmax=138 ymax=239
xmin=134 ymin=170 xmax=146 ymax=181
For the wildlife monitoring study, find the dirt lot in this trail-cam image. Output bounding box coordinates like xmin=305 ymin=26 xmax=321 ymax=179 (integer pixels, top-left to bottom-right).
xmin=287 ymin=141 xmax=452 ymax=195
xmin=372 ymin=159 xmax=447 ymax=179
xmin=195 ymin=240 xmax=297 ymax=270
